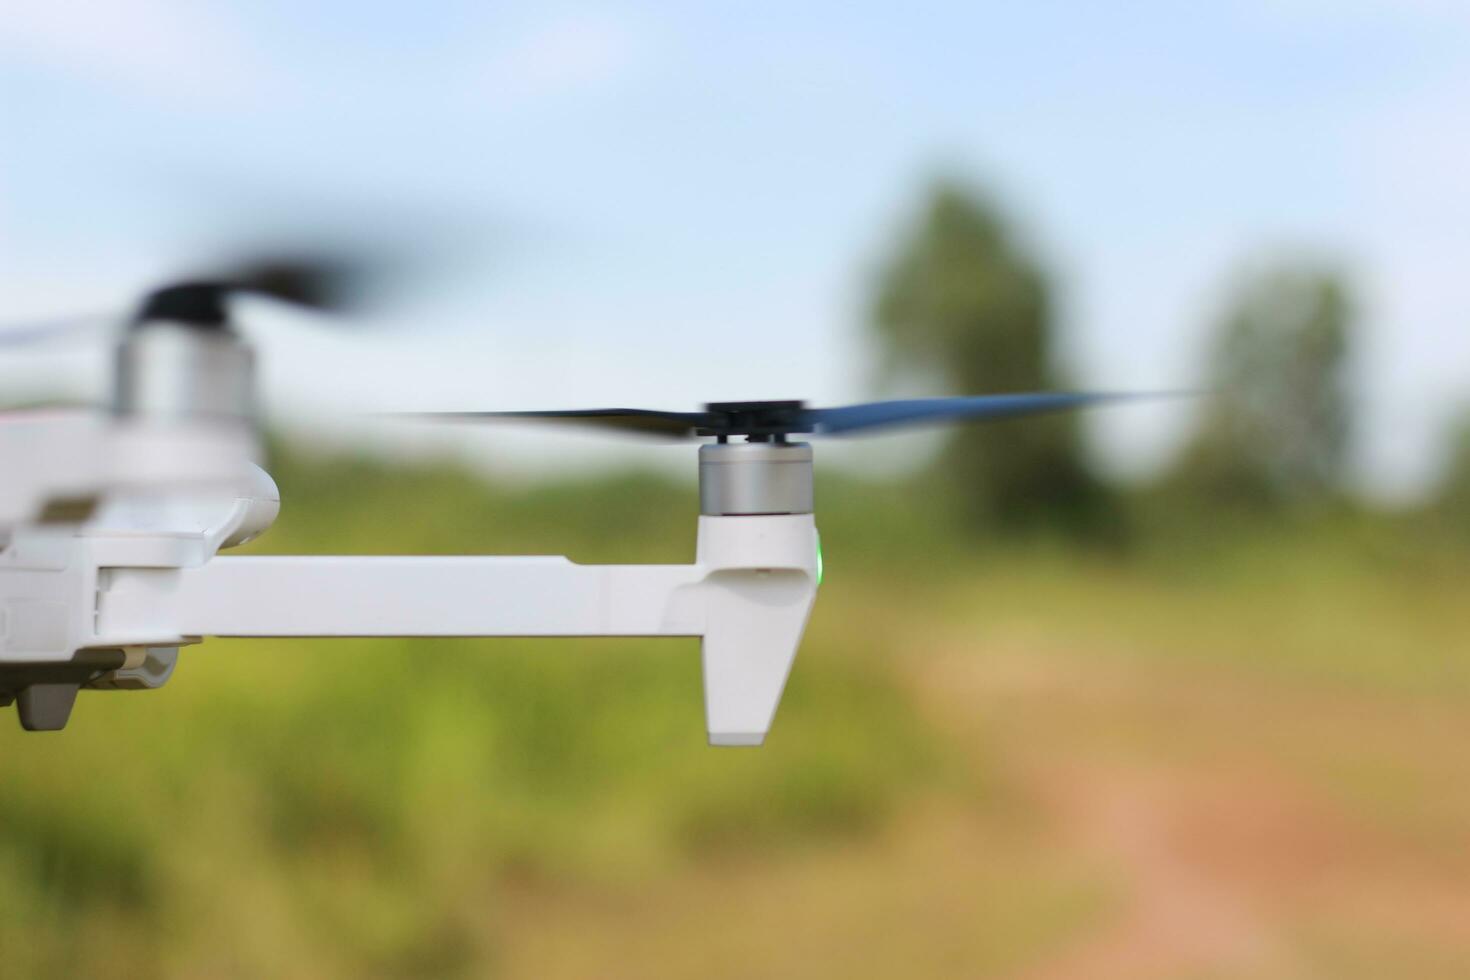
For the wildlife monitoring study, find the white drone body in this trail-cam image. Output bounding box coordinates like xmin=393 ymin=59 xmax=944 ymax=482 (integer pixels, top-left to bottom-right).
xmin=1 ymin=269 xmax=1145 ymax=741
xmin=0 ymin=318 xmax=819 ymax=744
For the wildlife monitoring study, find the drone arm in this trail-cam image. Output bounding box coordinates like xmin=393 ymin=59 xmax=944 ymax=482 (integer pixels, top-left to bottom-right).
xmin=698 ymin=569 xmax=816 ymax=745
xmin=100 ymin=557 xmax=709 ymax=638
xmin=95 ymin=516 xmax=820 ymax=745
xmin=694 ymin=515 xmax=819 ymax=746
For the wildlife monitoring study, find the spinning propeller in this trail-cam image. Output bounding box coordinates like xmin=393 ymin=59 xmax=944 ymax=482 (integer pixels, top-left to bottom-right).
xmin=0 ymin=250 xmax=389 ymax=350
xmin=131 ymin=254 xmax=369 ymax=329
xmin=398 ymin=392 xmax=1172 ymax=441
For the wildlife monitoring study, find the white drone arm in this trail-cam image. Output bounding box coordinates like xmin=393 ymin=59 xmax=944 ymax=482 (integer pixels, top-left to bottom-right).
xmin=94 ymin=515 xmax=819 ymax=746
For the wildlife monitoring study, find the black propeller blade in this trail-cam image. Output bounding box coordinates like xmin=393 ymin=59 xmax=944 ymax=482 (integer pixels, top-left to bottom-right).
xmin=403 ymin=407 xmax=720 ymax=440
xmin=134 ymin=253 xmax=371 ymax=329
xmin=396 ymin=392 xmax=1178 ymax=441
xmin=0 ymin=255 xmax=371 ymax=348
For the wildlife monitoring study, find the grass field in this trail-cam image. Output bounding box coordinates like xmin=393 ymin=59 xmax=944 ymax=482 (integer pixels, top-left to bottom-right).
xmin=2 ymin=446 xmax=1468 ymax=978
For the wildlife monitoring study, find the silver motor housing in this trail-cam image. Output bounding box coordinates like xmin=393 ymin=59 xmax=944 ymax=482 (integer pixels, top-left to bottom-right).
xmin=113 ymin=320 xmax=257 ymax=422
xmin=699 ymin=441 xmax=813 ymax=516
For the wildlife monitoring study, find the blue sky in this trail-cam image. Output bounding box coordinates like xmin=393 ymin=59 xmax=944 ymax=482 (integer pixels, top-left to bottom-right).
xmin=2 ymin=0 xmax=1467 ymax=497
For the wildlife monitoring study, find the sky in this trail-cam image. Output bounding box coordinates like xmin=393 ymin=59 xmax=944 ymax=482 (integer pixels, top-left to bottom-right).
xmin=1 ymin=0 xmax=1467 ymax=498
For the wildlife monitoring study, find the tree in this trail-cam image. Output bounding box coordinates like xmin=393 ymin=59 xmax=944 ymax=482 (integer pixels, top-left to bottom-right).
xmin=1429 ymin=411 xmax=1470 ymax=534
xmin=871 ymin=179 xmax=1108 ymax=534
xmin=1168 ymin=260 xmax=1354 ymax=511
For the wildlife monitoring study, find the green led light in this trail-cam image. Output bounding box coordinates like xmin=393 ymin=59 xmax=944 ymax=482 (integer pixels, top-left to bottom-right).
xmin=815 ymin=531 xmax=824 ymax=586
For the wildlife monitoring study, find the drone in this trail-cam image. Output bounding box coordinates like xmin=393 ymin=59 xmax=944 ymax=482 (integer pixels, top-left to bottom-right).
xmin=0 ymin=260 xmax=1163 ymax=744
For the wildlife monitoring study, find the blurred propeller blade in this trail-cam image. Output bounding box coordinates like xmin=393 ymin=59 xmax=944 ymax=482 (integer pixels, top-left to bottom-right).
xmin=2 ymin=253 xmax=386 ymax=347
xmin=391 ymin=391 xmax=1182 ymax=441
xmin=394 ymin=408 xmax=721 ymax=440
xmin=806 ymin=392 xmax=1158 ymax=435
xmin=7 ymin=175 xmax=514 ymax=347
xmin=233 ymin=254 xmax=367 ymax=312
xmin=136 ymin=251 xmax=382 ymax=326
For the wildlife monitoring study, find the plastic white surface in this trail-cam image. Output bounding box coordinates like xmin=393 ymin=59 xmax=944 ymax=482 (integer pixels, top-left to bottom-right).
xmin=0 ymin=413 xmax=820 ymax=743
xmin=94 ymin=515 xmax=819 ymax=745
xmin=0 ymin=410 xmax=259 ymax=532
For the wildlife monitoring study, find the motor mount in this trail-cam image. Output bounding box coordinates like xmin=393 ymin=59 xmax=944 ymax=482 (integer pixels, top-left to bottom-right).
xmin=698 ymin=440 xmax=814 ymax=516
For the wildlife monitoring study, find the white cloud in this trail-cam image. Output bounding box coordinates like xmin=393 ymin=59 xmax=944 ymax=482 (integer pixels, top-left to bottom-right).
xmin=471 ymin=10 xmax=646 ymax=105
xmin=0 ymin=0 xmax=277 ymax=106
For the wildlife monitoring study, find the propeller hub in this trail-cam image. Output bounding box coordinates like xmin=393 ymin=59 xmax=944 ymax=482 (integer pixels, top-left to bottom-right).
xmin=700 ymin=401 xmax=812 ymax=441
xmin=134 ymin=283 xmax=233 ymax=329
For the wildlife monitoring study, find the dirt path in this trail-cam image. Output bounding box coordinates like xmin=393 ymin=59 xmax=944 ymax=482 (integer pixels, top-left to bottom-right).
xmin=916 ymin=643 xmax=1470 ymax=980
xmin=496 ymin=639 xmax=1470 ymax=979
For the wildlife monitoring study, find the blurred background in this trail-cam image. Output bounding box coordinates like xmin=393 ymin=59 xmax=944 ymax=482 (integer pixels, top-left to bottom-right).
xmin=4 ymin=1 xmax=1470 ymax=977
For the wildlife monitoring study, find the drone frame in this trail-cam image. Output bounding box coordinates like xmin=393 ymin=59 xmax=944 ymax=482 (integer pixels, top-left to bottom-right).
xmin=0 ymin=281 xmax=1158 ymax=740
xmin=0 ymin=425 xmax=819 ymax=745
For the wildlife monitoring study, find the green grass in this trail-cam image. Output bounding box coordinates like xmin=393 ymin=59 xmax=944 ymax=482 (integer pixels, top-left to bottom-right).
xmin=0 ymin=444 xmax=940 ymax=978
xmin=4 ymin=442 xmax=1470 ymax=977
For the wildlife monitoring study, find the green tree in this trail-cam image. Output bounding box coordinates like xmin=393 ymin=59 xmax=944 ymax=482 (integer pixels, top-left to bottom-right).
xmin=871 ymin=179 xmax=1108 ymax=535
xmin=1169 ymin=260 xmax=1354 ymax=511
xmin=1429 ymin=411 xmax=1470 ymax=534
